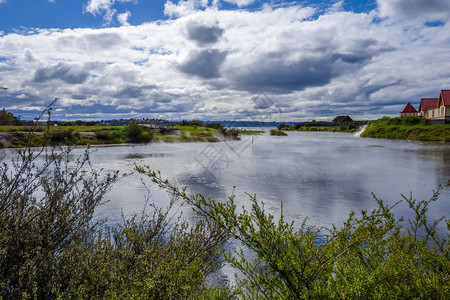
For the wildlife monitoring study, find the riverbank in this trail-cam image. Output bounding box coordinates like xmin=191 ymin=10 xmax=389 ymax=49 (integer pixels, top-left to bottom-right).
xmin=0 ymin=125 xmax=263 ymax=148
xmin=360 ymin=116 xmax=450 ymax=142
xmin=277 ymin=123 xmax=361 ymax=133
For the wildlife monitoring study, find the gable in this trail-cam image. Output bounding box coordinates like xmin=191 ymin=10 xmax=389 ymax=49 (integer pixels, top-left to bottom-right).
xmin=439 ymin=90 xmax=450 ymax=107
xmin=400 ymin=103 xmax=417 ymax=113
xmin=419 ymin=98 xmax=438 ymax=111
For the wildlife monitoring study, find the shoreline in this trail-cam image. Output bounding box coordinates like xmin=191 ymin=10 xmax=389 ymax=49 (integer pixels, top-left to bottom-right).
xmin=0 ymin=126 xmax=264 ymax=149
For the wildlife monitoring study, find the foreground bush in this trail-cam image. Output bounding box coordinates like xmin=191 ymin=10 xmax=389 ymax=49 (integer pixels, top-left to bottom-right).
xmin=0 ymin=145 xmax=231 ymax=299
xmin=145 ymin=167 xmax=449 ymax=299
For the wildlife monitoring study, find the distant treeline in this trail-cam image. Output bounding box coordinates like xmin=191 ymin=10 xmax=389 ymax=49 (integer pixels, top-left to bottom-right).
xmin=278 ymin=120 xmax=368 ymax=130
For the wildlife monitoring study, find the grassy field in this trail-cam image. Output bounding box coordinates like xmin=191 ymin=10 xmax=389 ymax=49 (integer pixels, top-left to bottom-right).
xmin=240 ymin=129 xmax=264 ymax=135
xmin=361 ymin=117 xmax=450 ymax=141
xmin=0 ymin=125 xmax=124 ymax=132
xmin=0 ymin=125 xmax=243 ymax=147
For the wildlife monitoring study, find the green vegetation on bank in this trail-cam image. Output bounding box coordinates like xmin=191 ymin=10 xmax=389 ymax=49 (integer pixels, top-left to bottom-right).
xmin=278 ymin=121 xmax=360 ymax=133
xmin=361 ymin=116 xmax=450 ymax=141
xmin=0 ymin=108 xmax=256 ymax=147
xmin=240 ymin=129 xmax=264 ymax=135
xmin=0 ymin=125 xmax=123 ymax=133
xmin=270 ymin=129 xmax=288 ymax=136
xmin=0 ymin=121 xmax=248 ymax=148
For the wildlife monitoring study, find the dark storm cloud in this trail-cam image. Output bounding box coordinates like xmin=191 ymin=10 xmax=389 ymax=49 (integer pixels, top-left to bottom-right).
xmin=232 ymin=56 xmax=335 ymax=94
xmin=152 ymin=92 xmax=173 ymax=103
xmin=186 ymin=23 xmax=224 ymax=46
xmin=325 ymin=81 xmax=402 ymax=105
xmin=141 ymin=84 xmax=158 ymax=90
xmin=58 ymin=33 xmax=124 ymax=50
xmin=377 ymin=0 xmax=450 ymax=19
xmin=72 ymin=94 xmax=88 ymax=100
xmin=332 ymin=53 xmax=371 ymax=64
xmin=228 ymin=36 xmax=387 ymax=95
xmin=115 ymin=86 xmax=142 ymax=98
xmin=33 ymin=63 xmax=89 ymax=84
xmin=178 ymin=49 xmax=227 ymax=79
xmin=64 ymin=104 xmax=124 ymax=115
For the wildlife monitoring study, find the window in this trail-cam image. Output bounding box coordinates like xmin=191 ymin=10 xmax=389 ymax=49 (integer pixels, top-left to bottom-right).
xmin=441 ymin=107 xmax=445 ymax=116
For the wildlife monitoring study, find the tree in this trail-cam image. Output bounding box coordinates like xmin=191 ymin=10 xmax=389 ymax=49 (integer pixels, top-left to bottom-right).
xmin=0 ymin=108 xmax=16 ymax=125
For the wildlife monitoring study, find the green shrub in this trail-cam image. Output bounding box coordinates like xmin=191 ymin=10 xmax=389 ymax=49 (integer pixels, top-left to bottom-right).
xmin=48 ymin=129 xmax=77 ymax=143
xmin=0 ymin=146 xmax=232 ymax=299
xmin=221 ymin=127 xmax=241 ymax=140
xmin=270 ymin=129 xmax=287 ymax=136
xmin=387 ymin=117 xmax=402 ymax=125
xmin=401 ymin=116 xmax=422 ymax=126
xmin=277 ymin=123 xmax=293 ymax=130
xmin=126 ymin=120 xmax=153 ymax=143
xmin=95 ymin=130 xmax=120 ymax=142
xmin=147 ymin=169 xmax=449 ymax=300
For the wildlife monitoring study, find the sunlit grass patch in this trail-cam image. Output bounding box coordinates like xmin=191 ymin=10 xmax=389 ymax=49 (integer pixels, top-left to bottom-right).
xmin=361 ymin=117 xmax=450 ymax=141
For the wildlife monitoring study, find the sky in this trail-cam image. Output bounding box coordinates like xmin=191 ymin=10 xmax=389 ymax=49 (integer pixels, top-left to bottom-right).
xmin=0 ymin=0 xmax=450 ymax=121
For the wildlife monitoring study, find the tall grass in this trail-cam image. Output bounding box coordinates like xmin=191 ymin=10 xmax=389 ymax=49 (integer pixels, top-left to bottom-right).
xmin=361 ymin=116 xmax=450 ymax=141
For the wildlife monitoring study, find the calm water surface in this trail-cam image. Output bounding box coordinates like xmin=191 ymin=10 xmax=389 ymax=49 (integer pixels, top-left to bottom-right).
xmin=79 ymin=131 xmax=449 ymax=228
xmin=2 ymin=131 xmax=447 ymax=227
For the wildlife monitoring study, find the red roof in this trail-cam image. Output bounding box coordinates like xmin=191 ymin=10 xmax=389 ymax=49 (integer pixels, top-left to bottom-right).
xmin=400 ymin=102 xmax=418 ymax=113
xmin=439 ymin=90 xmax=450 ymax=106
xmin=419 ymin=98 xmax=438 ymax=111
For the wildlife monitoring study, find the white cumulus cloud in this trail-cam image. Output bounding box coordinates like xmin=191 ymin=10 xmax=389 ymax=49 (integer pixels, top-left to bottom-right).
xmin=117 ymin=11 xmax=132 ymax=26
xmin=84 ymin=0 xmax=137 ymax=25
xmin=223 ymin=0 xmax=256 ymax=8
xmin=164 ymin=0 xmax=210 ymax=18
xmin=1 ymin=3 xmax=450 ymax=121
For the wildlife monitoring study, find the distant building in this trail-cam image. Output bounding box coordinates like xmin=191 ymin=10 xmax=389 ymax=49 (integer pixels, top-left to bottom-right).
xmin=333 ymin=116 xmax=353 ymax=125
xmin=418 ymin=90 xmax=450 ymax=124
xmin=399 ymin=102 xmax=418 ymax=117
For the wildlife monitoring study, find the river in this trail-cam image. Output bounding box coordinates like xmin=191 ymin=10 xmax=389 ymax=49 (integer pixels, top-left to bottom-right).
xmin=1 ymin=131 xmax=448 ymax=227
xmin=78 ymin=130 xmax=448 ymax=229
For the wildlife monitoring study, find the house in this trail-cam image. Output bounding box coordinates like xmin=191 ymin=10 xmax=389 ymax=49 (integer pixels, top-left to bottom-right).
xmin=418 ymin=90 xmax=450 ymax=124
xmin=333 ymin=116 xmax=353 ymax=125
xmin=399 ymin=103 xmax=418 ymax=117
xmin=418 ymin=98 xmax=438 ymax=119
